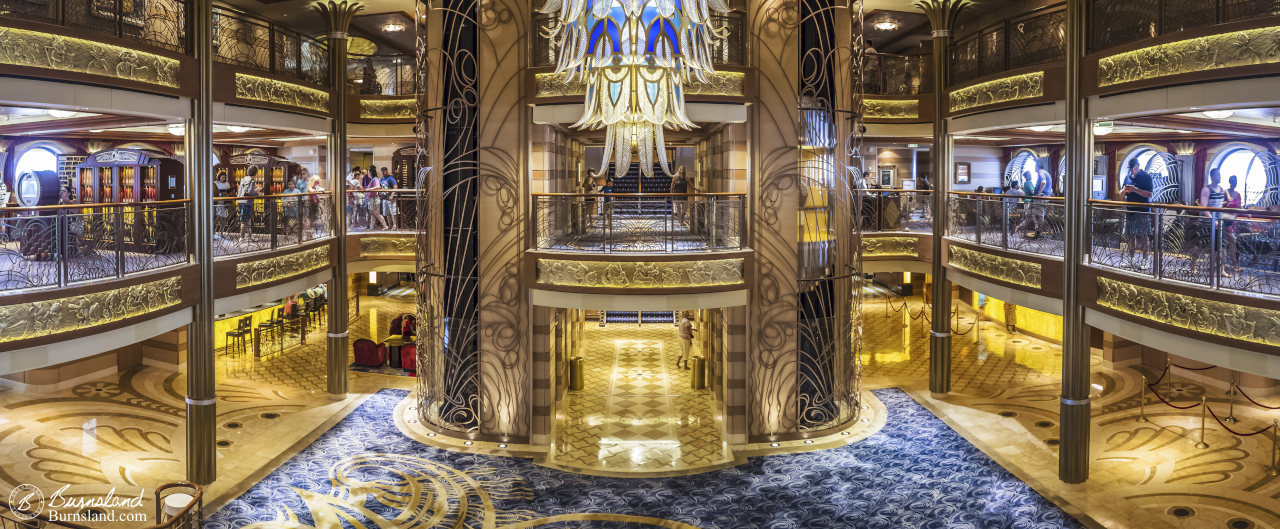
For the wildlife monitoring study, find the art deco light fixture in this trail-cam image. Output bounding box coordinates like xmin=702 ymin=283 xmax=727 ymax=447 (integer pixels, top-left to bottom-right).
xmin=382 ymin=21 xmax=406 ymax=32
xmin=540 ymin=0 xmax=730 ymax=178
xmin=873 ymin=21 xmax=898 ymax=31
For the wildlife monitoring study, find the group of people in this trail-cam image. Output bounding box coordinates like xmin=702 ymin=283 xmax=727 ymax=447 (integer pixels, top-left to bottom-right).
xmin=346 ymin=166 xmax=400 ymax=231
xmin=581 ymin=168 xmax=695 ymax=233
xmin=215 ymin=166 xmax=325 ymax=243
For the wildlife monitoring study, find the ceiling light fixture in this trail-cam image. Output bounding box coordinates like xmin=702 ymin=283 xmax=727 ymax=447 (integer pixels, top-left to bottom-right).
xmin=47 ymin=109 xmax=77 ymax=118
xmin=1203 ymin=110 xmax=1234 ymax=119
xmin=382 ymin=21 xmax=406 ymax=32
xmin=89 ymin=129 xmax=104 ymax=133
xmin=1092 ymin=121 xmax=1114 ymax=136
xmin=873 ymin=21 xmax=898 ymax=31
xmin=167 ymin=123 xmax=185 ymax=136
xmin=1026 ymin=125 xmax=1052 ymax=132
xmin=227 ymin=125 xmax=251 ymax=133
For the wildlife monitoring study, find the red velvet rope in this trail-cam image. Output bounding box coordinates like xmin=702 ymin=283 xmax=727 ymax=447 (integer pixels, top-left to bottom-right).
xmin=1146 ymin=383 xmax=1201 ymax=409
xmin=1170 ymin=361 xmax=1218 ymax=372
xmin=1235 ymin=385 xmax=1280 ymax=410
xmin=1149 ymin=365 xmax=1171 ymax=385
xmin=1208 ymin=406 xmax=1275 ymax=437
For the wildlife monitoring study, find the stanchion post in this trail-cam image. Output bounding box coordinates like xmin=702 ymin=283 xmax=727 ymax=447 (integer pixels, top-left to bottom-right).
xmin=1137 ymin=376 xmax=1148 ymax=423
xmin=1271 ymin=420 xmax=1278 ymax=477
xmin=1226 ymin=375 xmax=1239 ymax=423
xmin=1164 ymin=358 xmax=1171 ymax=396
xmin=1195 ymin=397 xmax=1209 ymax=449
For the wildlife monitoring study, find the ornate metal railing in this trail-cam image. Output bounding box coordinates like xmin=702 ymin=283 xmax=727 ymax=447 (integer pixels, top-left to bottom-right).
xmin=1090 ymin=0 xmax=1280 ymax=53
xmin=212 ymin=192 xmax=332 ymax=258
xmin=861 ymin=190 xmax=932 ymax=232
xmin=951 ymin=3 xmax=1066 ymax=86
xmin=0 ymin=0 xmax=187 ymax=52
xmin=0 ymin=200 xmax=188 ymax=294
xmin=346 ymin=54 xmax=415 ymax=95
xmin=533 ymin=193 xmax=746 ymax=253
xmin=531 ymin=11 xmax=746 ymax=68
xmin=1 ymin=482 xmax=201 ymax=529
xmin=345 ymin=189 xmax=415 ymax=232
xmin=864 ymin=54 xmax=931 ymax=96
xmin=212 ymin=5 xmax=329 ymax=87
xmin=1088 ymin=199 xmax=1280 ymax=297
xmin=948 ymin=192 xmax=1066 ymax=258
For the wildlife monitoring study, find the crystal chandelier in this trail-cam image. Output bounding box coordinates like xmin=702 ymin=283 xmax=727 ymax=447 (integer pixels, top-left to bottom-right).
xmin=539 ymin=0 xmax=730 ymax=178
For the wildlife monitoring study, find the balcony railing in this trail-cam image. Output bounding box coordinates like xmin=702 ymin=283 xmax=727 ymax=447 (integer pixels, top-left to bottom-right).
xmin=1090 ymin=0 xmax=1280 ymax=53
xmin=346 ymin=54 xmax=415 ymax=96
xmin=864 ymin=54 xmax=932 ymax=96
xmin=1088 ymin=200 xmax=1280 ymax=297
xmin=0 ymin=200 xmax=188 ymax=293
xmin=212 ymin=5 xmax=329 ymax=87
xmin=0 ymin=0 xmax=187 ymax=53
xmin=531 ymin=11 xmax=746 ymax=68
xmin=952 ymin=3 xmax=1065 ymax=86
xmin=534 ymin=193 xmax=746 ymax=253
xmin=345 ymin=189 xmax=415 ymax=232
xmin=861 ymin=190 xmax=933 ymax=232
xmin=948 ymin=192 xmax=1066 ymax=258
xmin=213 ymin=193 xmax=333 ymax=258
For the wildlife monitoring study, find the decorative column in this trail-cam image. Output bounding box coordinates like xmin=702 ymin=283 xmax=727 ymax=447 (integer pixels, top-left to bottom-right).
xmin=185 ymin=0 xmax=215 ymax=484
xmin=315 ymin=0 xmax=363 ymax=399
xmin=917 ymin=0 xmax=968 ymax=396
xmin=1060 ymin=0 xmax=1091 ymax=484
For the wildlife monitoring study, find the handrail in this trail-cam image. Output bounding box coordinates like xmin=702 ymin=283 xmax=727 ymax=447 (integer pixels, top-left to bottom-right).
xmin=215 ymin=191 xmax=329 ymax=201
xmin=212 ymin=5 xmax=330 ymax=87
xmin=950 ymin=191 xmax=1065 ymax=201
xmin=0 ymin=482 xmax=201 ymax=529
xmin=1089 ymin=198 xmax=1280 ymax=218
xmin=863 ymin=189 xmax=933 ymax=194
xmin=531 ymin=192 xmax=746 ymax=197
xmin=0 ymin=199 xmax=191 ymax=212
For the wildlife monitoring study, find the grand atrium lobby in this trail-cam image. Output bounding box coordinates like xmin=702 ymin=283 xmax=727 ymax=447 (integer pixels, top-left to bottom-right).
xmin=2 ymin=0 xmax=1280 ymax=527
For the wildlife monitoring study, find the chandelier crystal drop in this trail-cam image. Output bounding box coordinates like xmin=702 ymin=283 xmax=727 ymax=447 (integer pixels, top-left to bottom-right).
xmin=539 ymin=0 xmax=730 ymax=178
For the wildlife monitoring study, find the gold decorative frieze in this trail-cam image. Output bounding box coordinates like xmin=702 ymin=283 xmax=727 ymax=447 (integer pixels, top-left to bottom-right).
xmin=862 ymin=237 xmax=919 ymax=258
xmin=360 ymin=98 xmax=415 ymax=119
xmin=537 ymin=258 xmax=744 ymax=288
xmin=360 ymin=236 xmax=414 ymax=256
xmin=864 ymin=99 xmax=920 ymax=120
xmin=947 ymin=246 xmax=1042 ymax=288
xmin=1098 ymin=26 xmax=1280 ymax=87
xmin=1096 ymin=277 xmax=1280 ymax=348
xmin=0 ymin=276 xmax=182 ymax=345
xmin=948 ymin=71 xmax=1044 ymax=113
xmin=535 ymin=71 xmax=745 ymax=98
xmin=235 ymin=246 xmax=330 ymax=288
xmin=0 ymin=25 xmax=180 ymax=87
xmin=234 ymin=73 xmax=330 ymax=113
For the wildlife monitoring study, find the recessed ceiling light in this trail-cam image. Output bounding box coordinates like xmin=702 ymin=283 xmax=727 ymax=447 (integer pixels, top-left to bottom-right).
xmin=497 ymin=443 xmax=507 ymax=448
xmin=89 ymin=129 xmax=104 ymax=133
xmin=382 ymin=22 xmax=406 ymax=32
xmin=47 ymin=109 xmax=76 ymax=118
xmin=803 ymin=439 xmax=814 ymax=444
xmin=769 ymin=442 xmax=780 ymax=447
xmin=463 ymin=441 xmax=473 ymax=446
xmin=873 ymin=21 xmax=898 ymax=31
xmin=1092 ymin=122 xmax=1113 ymax=136
xmin=1203 ymin=110 xmax=1234 ymax=119
xmin=1026 ymin=125 xmax=1052 ymax=132
xmin=227 ymin=125 xmax=251 ymax=133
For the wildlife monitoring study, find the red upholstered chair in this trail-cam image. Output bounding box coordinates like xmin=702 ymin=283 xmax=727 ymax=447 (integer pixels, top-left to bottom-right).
xmin=352 ymin=338 xmax=385 ymax=367
xmin=400 ymin=344 xmax=417 ymax=372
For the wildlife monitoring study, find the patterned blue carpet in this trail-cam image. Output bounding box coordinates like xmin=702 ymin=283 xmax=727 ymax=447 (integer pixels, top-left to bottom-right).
xmin=207 ymin=388 xmax=1084 ymax=528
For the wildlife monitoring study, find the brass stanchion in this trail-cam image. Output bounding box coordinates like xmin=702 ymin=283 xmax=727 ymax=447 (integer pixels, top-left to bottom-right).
xmin=1137 ymin=376 xmax=1149 ymax=423
xmin=1271 ymin=420 xmax=1278 ymax=477
xmin=1195 ymin=396 xmax=1209 ymax=449
xmin=1225 ymin=375 xmax=1239 ymax=423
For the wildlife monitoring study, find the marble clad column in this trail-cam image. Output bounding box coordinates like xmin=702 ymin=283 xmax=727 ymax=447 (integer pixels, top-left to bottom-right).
xmin=185 ymin=0 xmax=215 ymax=485
xmin=917 ymin=0 xmax=969 ymax=396
xmin=315 ymin=0 xmax=364 ymax=399
xmin=1060 ymin=0 xmax=1092 ymax=484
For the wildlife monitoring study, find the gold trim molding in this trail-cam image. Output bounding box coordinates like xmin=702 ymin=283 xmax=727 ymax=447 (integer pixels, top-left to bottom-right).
xmin=535 ymin=71 xmax=745 ymax=98
xmin=360 ymin=236 xmax=414 ymax=256
xmin=537 ymin=258 xmax=744 ymax=288
xmin=1098 ymin=26 xmax=1280 ymax=87
xmin=360 ymin=98 xmax=414 ymax=119
xmin=1096 ymin=277 xmax=1280 ymax=347
xmin=0 ymin=276 xmax=182 ymax=345
xmin=948 ymin=246 xmax=1041 ymax=288
xmin=235 ymin=246 xmax=330 ymax=288
xmin=948 ymin=71 xmax=1044 ymax=113
xmin=863 ymin=237 xmax=919 ymax=257
xmin=234 ymin=73 xmax=330 ymax=113
xmin=0 ymin=25 xmax=180 ymax=87
xmin=864 ymin=99 xmax=920 ymax=119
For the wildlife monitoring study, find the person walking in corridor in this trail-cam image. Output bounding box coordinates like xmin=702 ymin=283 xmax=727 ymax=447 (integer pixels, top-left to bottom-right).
xmin=678 ymin=312 xmax=696 ymax=370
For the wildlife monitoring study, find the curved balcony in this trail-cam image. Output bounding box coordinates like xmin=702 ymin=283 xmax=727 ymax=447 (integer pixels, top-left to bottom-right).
xmin=533 ymin=193 xmax=745 ymax=254
xmin=343 ymin=189 xmax=416 ymax=263
xmin=863 ymin=54 xmax=934 ymax=123
xmin=861 ymin=190 xmax=934 ymax=268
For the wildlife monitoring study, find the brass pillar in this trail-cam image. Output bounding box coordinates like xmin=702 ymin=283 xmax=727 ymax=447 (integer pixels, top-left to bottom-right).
xmin=1060 ymin=0 xmax=1092 ymax=484
xmin=918 ymin=0 xmax=968 ymax=395
xmin=184 ymin=0 xmax=215 ymax=485
xmin=316 ymin=0 xmax=362 ymax=398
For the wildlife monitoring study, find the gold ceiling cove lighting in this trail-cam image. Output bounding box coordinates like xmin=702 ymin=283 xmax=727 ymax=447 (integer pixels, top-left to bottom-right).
xmin=234 ymin=73 xmax=330 ymax=113
xmin=0 ymin=276 xmax=183 ymax=345
xmin=947 ymin=246 xmax=1042 ymax=288
xmin=536 ymin=258 xmax=744 ymax=288
xmin=862 ymin=237 xmax=919 ymax=258
xmin=539 ymin=0 xmax=731 ymax=179
xmin=948 ymin=71 xmax=1044 ymax=113
xmin=360 ymin=98 xmax=416 ymax=119
xmin=863 ymin=99 xmax=920 ymax=120
xmin=360 ymin=236 xmax=415 ymax=256
xmin=1096 ymin=276 xmax=1280 ymax=347
xmin=0 ymin=25 xmax=180 ymax=87
xmin=534 ymin=71 xmax=744 ymax=98
xmin=1098 ymin=26 xmax=1280 ymax=87
xmin=235 ymin=246 xmax=331 ymax=288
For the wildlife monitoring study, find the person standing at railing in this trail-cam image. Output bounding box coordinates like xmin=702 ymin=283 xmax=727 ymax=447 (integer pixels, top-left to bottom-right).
xmin=1122 ymin=157 xmax=1155 ymax=268
xmin=238 ymin=166 xmax=260 ymax=243
xmin=670 ymin=167 xmax=690 ymax=227
xmin=283 ymin=179 xmax=301 ymax=239
xmin=599 ymin=177 xmax=615 ymax=234
xmin=366 ymin=176 xmax=391 ymax=230
xmin=306 ymin=169 xmax=325 ymax=239
xmin=1223 ymin=174 xmax=1243 ymax=277
xmin=347 ymin=170 xmax=365 ymax=230
xmin=380 ymin=167 xmax=399 ymax=230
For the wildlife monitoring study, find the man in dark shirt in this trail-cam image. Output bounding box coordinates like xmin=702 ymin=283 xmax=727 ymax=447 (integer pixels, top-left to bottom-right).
xmin=600 ymin=177 xmax=615 ymax=234
xmin=1122 ymin=157 xmax=1154 ymax=266
xmin=380 ymin=167 xmax=398 ymax=230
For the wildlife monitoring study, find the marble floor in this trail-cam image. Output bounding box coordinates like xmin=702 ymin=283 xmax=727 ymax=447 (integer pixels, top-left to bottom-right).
xmin=863 ymin=290 xmax=1280 ymax=529
xmin=550 ymin=324 xmax=731 ymax=474
xmin=0 ymin=290 xmax=415 ymax=526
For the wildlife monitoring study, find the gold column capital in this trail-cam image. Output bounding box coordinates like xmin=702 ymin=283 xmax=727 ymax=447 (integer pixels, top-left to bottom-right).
xmin=914 ymin=0 xmax=970 ymax=34
xmin=313 ymin=0 xmax=364 ymax=35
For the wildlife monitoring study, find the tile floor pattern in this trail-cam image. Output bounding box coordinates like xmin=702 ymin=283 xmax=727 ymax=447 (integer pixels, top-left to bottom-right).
xmin=0 ymin=292 xmax=415 ymax=527
xmin=862 ymin=290 xmax=1280 ymax=529
xmin=551 ymin=324 xmax=730 ymax=473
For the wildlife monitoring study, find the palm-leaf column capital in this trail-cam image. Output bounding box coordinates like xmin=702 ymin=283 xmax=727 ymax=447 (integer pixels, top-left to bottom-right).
xmin=914 ymin=0 xmax=970 ymax=36
xmin=313 ymin=0 xmax=364 ymax=36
